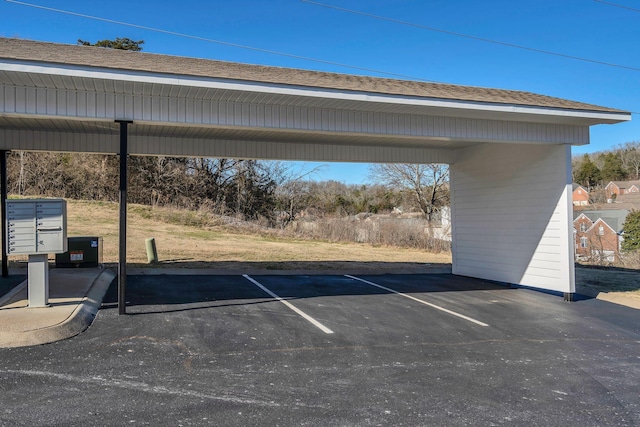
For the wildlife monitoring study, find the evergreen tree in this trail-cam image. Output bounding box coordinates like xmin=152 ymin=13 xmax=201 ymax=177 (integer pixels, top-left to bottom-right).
xmin=599 ymin=152 xmax=627 ymax=182
xmin=77 ymin=37 xmax=144 ymax=51
xmin=622 ymin=211 xmax=640 ymax=252
xmin=574 ymin=154 xmax=601 ymax=188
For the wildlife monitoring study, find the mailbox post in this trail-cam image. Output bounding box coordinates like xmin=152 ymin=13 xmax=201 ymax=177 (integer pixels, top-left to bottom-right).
xmin=6 ymin=199 xmax=67 ymax=307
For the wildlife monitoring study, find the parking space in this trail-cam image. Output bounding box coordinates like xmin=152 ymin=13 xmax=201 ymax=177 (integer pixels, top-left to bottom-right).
xmin=1 ymin=273 xmax=638 ymax=426
xmin=238 ymin=274 xmax=495 ymax=344
xmin=101 ymin=272 xmax=639 ymax=357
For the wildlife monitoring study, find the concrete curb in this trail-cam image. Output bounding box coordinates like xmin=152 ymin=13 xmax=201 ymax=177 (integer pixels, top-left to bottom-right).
xmin=575 ymin=285 xmax=639 ymax=310
xmin=0 ymin=269 xmax=116 ymax=348
xmin=47 ymin=269 xmax=117 ymax=343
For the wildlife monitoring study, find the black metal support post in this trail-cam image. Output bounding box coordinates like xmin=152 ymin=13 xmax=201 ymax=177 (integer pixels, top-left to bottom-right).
xmin=1 ymin=150 xmax=8 ymax=277
xmin=117 ymin=121 xmax=132 ymax=315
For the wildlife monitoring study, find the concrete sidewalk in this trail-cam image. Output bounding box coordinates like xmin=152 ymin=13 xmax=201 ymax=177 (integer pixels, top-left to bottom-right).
xmin=0 ymin=268 xmax=115 ymax=348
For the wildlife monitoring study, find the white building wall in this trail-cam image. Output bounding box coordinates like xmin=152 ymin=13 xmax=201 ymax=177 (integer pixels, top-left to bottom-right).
xmin=450 ymin=143 xmax=575 ymax=293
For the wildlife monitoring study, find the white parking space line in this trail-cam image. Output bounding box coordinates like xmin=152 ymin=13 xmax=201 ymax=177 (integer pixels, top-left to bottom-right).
xmin=242 ymin=275 xmax=334 ymax=334
xmin=345 ymin=275 xmax=489 ymax=327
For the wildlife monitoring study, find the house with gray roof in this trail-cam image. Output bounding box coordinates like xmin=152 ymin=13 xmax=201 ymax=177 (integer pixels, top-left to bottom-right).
xmin=573 ymin=209 xmax=629 ymax=263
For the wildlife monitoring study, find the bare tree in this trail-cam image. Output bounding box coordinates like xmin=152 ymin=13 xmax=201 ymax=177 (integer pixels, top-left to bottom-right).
xmin=617 ymin=141 xmax=640 ymax=180
xmin=271 ymin=162 xmax=325 ymax=226
xmin=368 ymin=163 xmax=449 ymax=221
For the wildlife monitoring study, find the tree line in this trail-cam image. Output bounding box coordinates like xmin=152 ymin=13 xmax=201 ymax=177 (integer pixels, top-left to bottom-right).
xmin=7 ymin=152 xmax=450 ymax=226
xmin=573 ymin=141 xmax=640 ymax=188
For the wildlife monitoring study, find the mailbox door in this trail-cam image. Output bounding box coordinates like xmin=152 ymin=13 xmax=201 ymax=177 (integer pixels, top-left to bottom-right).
xmin=37 ymin=231 xmax=64 ymax=253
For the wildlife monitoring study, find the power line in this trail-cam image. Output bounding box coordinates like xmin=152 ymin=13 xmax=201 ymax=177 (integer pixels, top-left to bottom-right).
xmin=301 ymin=0 xmax=640 ymax=73
xmin=594 ymin=0 xmax=640 ymax=13
xmin=4 ymin=0 xmax=438 ymax=82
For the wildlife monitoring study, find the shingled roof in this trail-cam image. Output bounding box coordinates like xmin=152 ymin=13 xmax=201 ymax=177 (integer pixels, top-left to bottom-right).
xmin=0 ymin=37 xmax=626 ymax=114
xmin=574 ymin=209 xmax=629 ymax=233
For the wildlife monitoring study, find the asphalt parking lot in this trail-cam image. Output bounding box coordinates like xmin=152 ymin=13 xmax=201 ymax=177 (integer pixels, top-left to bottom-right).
xmin=1 ymin=273 xmax=638 ymax=426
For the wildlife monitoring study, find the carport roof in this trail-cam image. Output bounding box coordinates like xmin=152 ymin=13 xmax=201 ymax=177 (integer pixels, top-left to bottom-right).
xmin=0 ymin=37 xmax=625 ymax=114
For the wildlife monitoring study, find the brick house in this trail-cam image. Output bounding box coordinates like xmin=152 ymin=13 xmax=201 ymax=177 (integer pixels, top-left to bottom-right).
xmin=605 ymin=180 xmax=640 ymax=198
xmin=573 ymin=210 xmax=628 ymax=262
xmin=572 ymin=183 xmax=589 ymax=206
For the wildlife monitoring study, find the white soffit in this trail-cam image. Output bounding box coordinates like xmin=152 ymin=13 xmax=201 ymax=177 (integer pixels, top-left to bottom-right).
xmin=0 ymin=61 xmax=631 ymax=126
xmin=0 ymin=116 xmax=481 ymax=151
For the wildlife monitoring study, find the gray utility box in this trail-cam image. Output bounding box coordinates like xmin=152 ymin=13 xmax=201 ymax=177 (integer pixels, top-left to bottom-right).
xmin=6 ymin=199 xmax=68 ymax=255
xmin=55 ymin=237 xmax=103 ymax=268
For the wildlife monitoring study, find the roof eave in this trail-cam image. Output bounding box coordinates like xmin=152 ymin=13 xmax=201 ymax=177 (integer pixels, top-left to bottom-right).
xmin=0 ymin=59 xmax=630 ymax=127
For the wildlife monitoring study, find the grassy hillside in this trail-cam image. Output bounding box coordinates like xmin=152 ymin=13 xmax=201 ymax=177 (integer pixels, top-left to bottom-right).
xmin=52 ymin=199 xmax=451 ymax=270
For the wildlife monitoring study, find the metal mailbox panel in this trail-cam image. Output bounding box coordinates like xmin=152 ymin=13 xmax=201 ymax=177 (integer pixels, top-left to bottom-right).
xmin=5 ymin=199 xmax=67 ymax=255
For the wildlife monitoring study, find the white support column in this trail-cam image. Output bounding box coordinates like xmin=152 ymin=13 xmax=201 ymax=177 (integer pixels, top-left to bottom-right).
xmin=27 ymin=253 xmax=49 ymax=307
xmin=450 ymin=143 xmax=575 ymax=294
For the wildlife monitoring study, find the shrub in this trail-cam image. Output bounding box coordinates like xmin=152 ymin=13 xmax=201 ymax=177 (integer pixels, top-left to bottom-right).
xmin=286 ymin=216 xmax=450 ymax=253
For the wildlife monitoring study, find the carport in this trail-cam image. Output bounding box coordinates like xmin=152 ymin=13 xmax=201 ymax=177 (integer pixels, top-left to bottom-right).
xmin=0 ymin=38 xmax=631 ymax=313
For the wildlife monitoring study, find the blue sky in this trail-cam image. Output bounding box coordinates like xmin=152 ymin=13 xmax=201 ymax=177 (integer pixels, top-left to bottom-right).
xmin=1 ymin=0 xmax=639 ymax=184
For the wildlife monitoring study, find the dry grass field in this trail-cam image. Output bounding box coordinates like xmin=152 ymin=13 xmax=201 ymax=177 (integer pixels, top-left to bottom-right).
xmin=58 ymin=200 xmax=451 ymax=271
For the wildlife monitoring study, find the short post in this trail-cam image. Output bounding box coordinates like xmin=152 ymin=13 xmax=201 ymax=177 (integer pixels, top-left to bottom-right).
xmin=145 ymin=238 xmax=158 ymax=264
xmin=28 ymin=254 xmax=49 ymax=307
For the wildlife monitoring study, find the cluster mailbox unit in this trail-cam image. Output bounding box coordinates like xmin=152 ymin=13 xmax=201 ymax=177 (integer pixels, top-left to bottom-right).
xmin=5 ymin=199 xmax=67 ymax=307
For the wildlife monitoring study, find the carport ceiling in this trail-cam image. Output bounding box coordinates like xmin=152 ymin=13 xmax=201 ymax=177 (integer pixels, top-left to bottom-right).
xmin=0 ymin=116 xmax=481 ymax=150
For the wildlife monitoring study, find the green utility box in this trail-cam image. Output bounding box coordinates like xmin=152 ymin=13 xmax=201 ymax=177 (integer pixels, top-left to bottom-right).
xmin=55 ymin=237 xmax=103 ymax=268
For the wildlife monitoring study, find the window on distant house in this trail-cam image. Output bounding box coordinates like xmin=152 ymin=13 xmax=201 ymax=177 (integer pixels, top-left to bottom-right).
xmin=580 ymin=223 xmax=587 ymax=232
xmin=580 ymin=237 xmax=588 ymax=248
xmin=598 ymin=225 xmax=604 ymax=235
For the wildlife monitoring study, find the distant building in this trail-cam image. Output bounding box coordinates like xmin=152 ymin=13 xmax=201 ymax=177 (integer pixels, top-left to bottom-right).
xmin=573 ymin=209 xmax=628 ymax=263
xmin=572 ymin=183 xmax=589 ymax=206
xmin=605 ymin=180 xmax=640 ymax=198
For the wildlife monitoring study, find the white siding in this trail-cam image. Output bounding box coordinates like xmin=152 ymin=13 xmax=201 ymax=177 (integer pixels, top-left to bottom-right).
xmin=450 ymin=143 xmax=575 ymax=293
xmin=0 ymin=84 xmax=590 ymax=145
